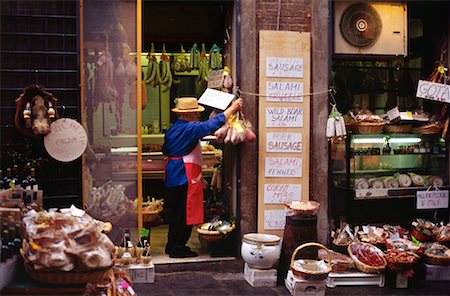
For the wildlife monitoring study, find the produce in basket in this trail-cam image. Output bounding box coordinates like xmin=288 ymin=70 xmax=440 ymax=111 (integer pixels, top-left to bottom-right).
xmin=385 ymin=249 xmax=420 ymax=271
xmin=348 ymin=242 xmax=386 ymax=273
xmin=412 ymin=218 xmax=437 ymax=241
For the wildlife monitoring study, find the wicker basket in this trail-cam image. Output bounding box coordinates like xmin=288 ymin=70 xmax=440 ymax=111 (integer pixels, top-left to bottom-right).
xmin=354 ymin=122 xmax=385 ymax=134
xmin=423 ymin=252 xmax=450 ymax=266
xmin=196 ymin=224 xmax=235 ymax=242
xmin=290 ymin=242 xmax=332 ymax=281
xmin=21 ymin=249 xmax=111 ymax=284
xmin=386 ymin=251 xmax=420 ymax=271
xmin=347 ymin=242 xmax=387 ymax=273
xmin=412 ymin=228 xmax=434 ymax=242
xmin=332 ymin=242 xmax=350 ymax=255
xmin=411 ymin=124 xmax=441 ymax=135
xmin=384 ymin=124 xmax=412 ymax=134
xmin=142 ymin=210 xmax=161 ymax=222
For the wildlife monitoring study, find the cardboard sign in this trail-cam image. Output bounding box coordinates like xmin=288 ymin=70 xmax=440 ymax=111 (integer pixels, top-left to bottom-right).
xmin=266 ymin=81 xmax=304 ymax=102
xmin=207 ymin=69 xmax=224 ymax=89
xmin=44 ymin=118 xmax=88 ymax=162
xmin=264 ymin=184 xmax=301 ymax=204
xmin=266 ymin=132 xmax=302 ymax=153
xmin=264 ymin=209 xmax=286 ymax=230
xmin=265 ymin=157 xmax=302 ymax=177
xmin=416 ymin=80 xmax=450 ymax=103
xmin=416 ymin=190 xmax=449 ymax=209
xmin=266 ymin=57 xmax=303 ymax=78
xmin=198 ymin=88 xmax=235 ymax=110
xmin=266 ymin=107 xmax=303 ymax=127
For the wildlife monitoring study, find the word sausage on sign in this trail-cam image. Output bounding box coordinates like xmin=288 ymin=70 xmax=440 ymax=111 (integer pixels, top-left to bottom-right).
xmin=264 ymin=184 xmax=302 ymax=204
xmin=416 ymin=80 xmax=450 ymax=103
xmin=266 ymin=107 xmax=303 ymax=128
xmin=266 ymin=57 xmax=303 ymax=78
xmin=266 ymin=81 xmax=304 ymax=102
xmin=266 ymin=132 xmax=302 ymax=153
xmin=416 ymin=190 xmax=449 ymax=209
xmin=265 ymin=157 xmax=302 ymax=177
xmin=264 ymin=210 xmax=286 ymax=230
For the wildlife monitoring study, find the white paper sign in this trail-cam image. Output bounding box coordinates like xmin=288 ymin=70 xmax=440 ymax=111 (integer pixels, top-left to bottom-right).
xmin=386 ymin=106 xmax=400 ymax=121
xmin=266 ymin=81 xmax=304 ymax=102
xmin=265 ymin=157 xmax=302 ymax=177
xmin=266 ymin=132 xmax=302 ymax=153
xmin=44 ymin=118 xmax=88 ymax=162
xmin=416 ymin=190 xmax=449 ymax=209
xmin=416 ymin=80 xmax=450 ymax=103
xmin=266 ymin=57 xmax=303 ymax=78
xmin=266 ymin=107 xmax=303 ymax=127
xmin=264 ymin=210 xmax=286 ymax=230
xmin=264 ymin=184 xmax=301 ymax=204
xmin=198 ymin=88 xmax=235 ymax=110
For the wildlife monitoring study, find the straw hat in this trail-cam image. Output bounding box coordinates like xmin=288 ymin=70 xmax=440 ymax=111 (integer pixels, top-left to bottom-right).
xmin=171 ymin=97 xmax=205 ymax=113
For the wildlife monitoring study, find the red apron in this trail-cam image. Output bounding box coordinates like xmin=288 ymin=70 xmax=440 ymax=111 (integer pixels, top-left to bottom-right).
xmin=182 ymin=142 xmax=204 ymax=225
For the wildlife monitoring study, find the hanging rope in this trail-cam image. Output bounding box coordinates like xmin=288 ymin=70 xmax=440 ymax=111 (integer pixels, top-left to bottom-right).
xmin=237 ymin=88 xmax=332 ymax=99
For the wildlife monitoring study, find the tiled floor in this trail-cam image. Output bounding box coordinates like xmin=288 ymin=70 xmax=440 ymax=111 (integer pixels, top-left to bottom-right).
xmin=150 ymin=223 xmax=236 ymax=264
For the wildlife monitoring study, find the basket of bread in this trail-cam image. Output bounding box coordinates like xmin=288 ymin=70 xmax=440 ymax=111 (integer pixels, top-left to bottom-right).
xmin=347 ymin=108 xmax=385 ymax=134
xmin=284 ymin=200 xmax=320 ymax=217
xmin=290 ymin=242 xmax=332 ymax=281
xmin=21 ymin=206 xmax=114 ymax=284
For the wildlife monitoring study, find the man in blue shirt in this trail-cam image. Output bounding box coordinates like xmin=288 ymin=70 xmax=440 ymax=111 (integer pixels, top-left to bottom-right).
xmin=163 ymin=96 xmax=243 ymax=258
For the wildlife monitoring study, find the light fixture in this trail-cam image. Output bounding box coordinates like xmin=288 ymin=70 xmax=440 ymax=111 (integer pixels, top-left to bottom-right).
xmin=352 ymin=137 xmax=422 ymax=144
xmin=388 ymin=137 xmax=422 ymax=144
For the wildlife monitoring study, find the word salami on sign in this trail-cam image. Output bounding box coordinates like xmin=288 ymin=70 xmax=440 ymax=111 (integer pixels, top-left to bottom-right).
xmin=44 ymin=118 xmax=88 ymax=162
xmin=264 ymin=184 xmax=301 ymax=204
xmin=266 ymin=107 xmax=303 ymax=127
xmin=266 ymin=132 xmax=302 ymax=153
xmin=416 ymin=80 xmax=450 ymax=103
xmin=266 ymin=81 xmax=304 ymax=102
xmin=265 ymin=157 xmax=302 ymax=177
xmin=416 ymin=190 xmax=449 ymax=209
xmin=266 ymin=57 xmax=303 ymax=78
xmin=264 ymin=209 xmax=286 ymax=230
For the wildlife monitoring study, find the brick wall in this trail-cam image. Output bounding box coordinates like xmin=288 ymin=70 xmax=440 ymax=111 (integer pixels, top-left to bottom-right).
xmin=256 ymin=0 xmax=312 ymax=32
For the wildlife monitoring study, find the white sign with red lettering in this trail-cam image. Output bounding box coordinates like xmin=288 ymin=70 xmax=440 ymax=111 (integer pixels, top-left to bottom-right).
xmin=416 ymin=190 xmax=449 ymax=209
xmin=416 ymin=80 xmax=450 ymax=103
xmin=44 ymin=118 xmax=88 ymax=162
xmin=264 ymin=184 xmax=301 ymax=204
xmin=264 ymin=209 xmax=286 ymax=230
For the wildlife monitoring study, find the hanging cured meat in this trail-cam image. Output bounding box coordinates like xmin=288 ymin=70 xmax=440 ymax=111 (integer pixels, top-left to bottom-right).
xmin=93 ymin=42 xmax=117 ymax=112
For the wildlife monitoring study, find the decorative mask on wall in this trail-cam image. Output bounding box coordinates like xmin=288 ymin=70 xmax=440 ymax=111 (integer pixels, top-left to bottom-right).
xmin=14 ymin=84 xmax=59 ymax=138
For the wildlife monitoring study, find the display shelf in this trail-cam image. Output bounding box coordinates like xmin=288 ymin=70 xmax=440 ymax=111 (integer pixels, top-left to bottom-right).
xmin=354 ymin=186 xmax=449 ymax=200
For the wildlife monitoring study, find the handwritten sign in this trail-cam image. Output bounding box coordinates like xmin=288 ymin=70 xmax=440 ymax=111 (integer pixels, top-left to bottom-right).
xmin=264 ymin=184 xmax=301 ymax=204
xmin=44 ymin=118 xmax=88 ymax=162
xmin=416 ymin=80 xmax=450 ymax=103
xmin=266 ymin=132 xmax=302 ymax=153
xmin=266 ymin=107 xmax=303 ymax=127
xmin=264 ymin=210 xmax=286 ymax=230
xmin=265 ymin=157 xmax=302 ymax=177
xmin=266 ymin=81 xmax=304 ymax=102
xmin=207 ymin=69 xmax=224 ymax=89
xmin=266 ymin=57 xmax=303 ymax=78
xmin=416 ymin=190 xmax=449 ymax=209
xmin=198 ymin=88 xmax=235 ymax=110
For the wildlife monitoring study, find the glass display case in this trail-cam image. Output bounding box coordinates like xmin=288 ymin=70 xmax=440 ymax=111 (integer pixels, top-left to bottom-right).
xmin=332 ymin=132 xmax=449 ymax=225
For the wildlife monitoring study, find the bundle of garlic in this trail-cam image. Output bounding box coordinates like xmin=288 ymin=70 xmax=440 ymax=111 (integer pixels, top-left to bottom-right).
xmin=326 ymin=105 xmax=347 ymax=142
xmin=214 ymin=111 xmax=256 ymax=144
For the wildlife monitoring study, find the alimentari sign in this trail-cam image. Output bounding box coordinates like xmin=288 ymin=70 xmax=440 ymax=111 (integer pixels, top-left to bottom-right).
xmin=416 ymin=80 xmax=450 ymax=103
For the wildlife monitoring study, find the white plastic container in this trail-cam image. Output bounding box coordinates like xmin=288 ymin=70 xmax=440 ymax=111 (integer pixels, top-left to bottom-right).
xmin=241 ymin=233 xmax=281 ymax=269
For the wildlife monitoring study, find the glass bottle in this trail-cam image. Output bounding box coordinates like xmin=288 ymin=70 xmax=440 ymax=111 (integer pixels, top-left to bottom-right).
xmin=28 ymin=168 xmax=38 ymax=191
xmin=13 ymin=224 xmax=21 ymax=253
xmin=0 ymin=170 xmax=4 ymax=190
xmin=1 ymin=229 xmax=10 ymax=262
xmin=4 ymin=168 xmax=12 ymax=189
xmin=11 ymin=165 xmax=20 ymax=189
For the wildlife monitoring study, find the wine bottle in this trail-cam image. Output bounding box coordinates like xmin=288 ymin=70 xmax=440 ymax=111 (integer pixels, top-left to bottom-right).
xmin=11 ymin=165 xmax=20 ymax=189
xmin=13 ymin=224 xmax=21 ymax=253
xmin=0 ymin=170 xmax=4 ymax=189
xmin=28 ymin=168 xmax=38 ymax=191
xmin=1 ymin=229 xmax=11 ymax=262
xmin=4 ymin=168 xmax=12 ymax=189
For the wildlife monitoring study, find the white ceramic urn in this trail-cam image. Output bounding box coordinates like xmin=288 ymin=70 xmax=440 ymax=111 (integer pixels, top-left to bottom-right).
xmin=241 ymin=233 xmax=281 ymax=269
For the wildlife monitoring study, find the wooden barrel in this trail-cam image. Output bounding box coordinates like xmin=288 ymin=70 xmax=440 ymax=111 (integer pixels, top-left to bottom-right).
xmin=277 ymin=215 xmax=317 ymax=282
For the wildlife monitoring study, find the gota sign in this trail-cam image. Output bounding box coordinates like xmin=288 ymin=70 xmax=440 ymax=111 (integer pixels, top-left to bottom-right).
xmin=44 ymin=118 xmax=88 ymax=162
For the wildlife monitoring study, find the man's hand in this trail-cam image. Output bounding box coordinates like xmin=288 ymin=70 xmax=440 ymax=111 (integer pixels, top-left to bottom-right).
xmin=224 ymin=98 xmax=244 ymax=118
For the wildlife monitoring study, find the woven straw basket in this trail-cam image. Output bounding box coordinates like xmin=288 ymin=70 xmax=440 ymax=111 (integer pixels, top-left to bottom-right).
xmin=197 ymin=224 xmax=235 ymax=242
xmin=354 ymin=122 xmax=385 ymax=134
xmin=384 ymin=124 xmax=412 ymax=133
xmin=290 ymin=242 xmax=332 ymax=281
xmin=348 ymin=242 xmax=387 ymax=273
xmin=21 ymin=249 xmax=111 ymax=284
xmin=423 ymin=252 xmax=450 ymax=266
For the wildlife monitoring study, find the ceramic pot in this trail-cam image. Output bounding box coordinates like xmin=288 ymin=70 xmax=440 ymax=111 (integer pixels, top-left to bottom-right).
xmin=241 ymin=233 xmax=281 ymax=269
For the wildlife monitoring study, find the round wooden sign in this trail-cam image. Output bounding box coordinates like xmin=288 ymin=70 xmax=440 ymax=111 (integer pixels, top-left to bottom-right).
xmin=44 ymin=118 xmax=88 ymax=162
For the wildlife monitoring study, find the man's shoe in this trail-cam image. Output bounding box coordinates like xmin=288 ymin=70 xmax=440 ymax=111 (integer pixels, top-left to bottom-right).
xmin=169 ymin=249 xmax=198 ymax=258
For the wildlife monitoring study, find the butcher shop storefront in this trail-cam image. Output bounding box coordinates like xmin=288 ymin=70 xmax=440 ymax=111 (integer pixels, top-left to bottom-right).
xmin=81 ymin=0 xmax=242 ymax=263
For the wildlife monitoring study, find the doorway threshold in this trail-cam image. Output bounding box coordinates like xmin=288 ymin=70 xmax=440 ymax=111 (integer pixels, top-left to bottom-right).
xmin=152 ymin=253 xmax=236 ymax=265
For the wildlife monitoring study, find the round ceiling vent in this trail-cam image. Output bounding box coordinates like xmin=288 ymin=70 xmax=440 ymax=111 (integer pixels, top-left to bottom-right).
xmin=339 ymin=3 xmax=382 ymax=48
